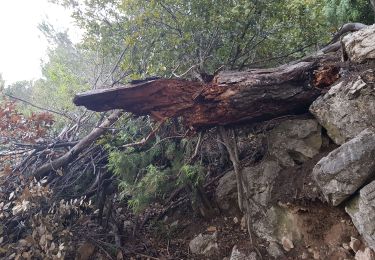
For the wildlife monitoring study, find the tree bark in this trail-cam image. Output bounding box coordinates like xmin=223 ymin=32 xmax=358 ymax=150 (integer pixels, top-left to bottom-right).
xmin=74 ymin=55 xmax=340 ymax=129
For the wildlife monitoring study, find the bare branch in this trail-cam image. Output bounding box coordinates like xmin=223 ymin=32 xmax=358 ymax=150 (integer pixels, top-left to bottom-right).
xmin=4 ymin=93 xmax=75 ymax=121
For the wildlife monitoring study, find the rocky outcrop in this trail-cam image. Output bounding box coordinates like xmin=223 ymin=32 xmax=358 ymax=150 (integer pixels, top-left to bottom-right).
xmin=215 ymin=117 xmax=363 ymax=259
xmin=313 ymin=129 xmax=375 ymax=206
xmin=342 ymin=24 xmax=375 ymax=63
xmin=346 ymin=180 xmax=375 ymax=251
xmin=215 ymin=118 xmax=322 ymax=212
xmin=310 ymin=72 xmax=375 ymax=145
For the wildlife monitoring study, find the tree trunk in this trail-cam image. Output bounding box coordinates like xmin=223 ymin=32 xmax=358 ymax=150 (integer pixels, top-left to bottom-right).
xmin=74 ymin=55 xmax=340 ymax=129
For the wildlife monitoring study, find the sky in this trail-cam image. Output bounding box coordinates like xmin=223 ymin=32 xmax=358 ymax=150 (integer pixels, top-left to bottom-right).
xmin=0 ymin=0 xmax=81 ymax=85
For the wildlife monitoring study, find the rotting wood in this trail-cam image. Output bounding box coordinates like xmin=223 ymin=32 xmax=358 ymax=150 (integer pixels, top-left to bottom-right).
xmin=74 ymin=55 xmax=341 ymax=129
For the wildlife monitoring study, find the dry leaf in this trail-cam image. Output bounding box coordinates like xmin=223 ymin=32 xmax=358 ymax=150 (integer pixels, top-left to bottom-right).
xmin=206 ymin=226 xmax=217 ymax=232
xmin=76 ymin=242 xmax=95 ymax=260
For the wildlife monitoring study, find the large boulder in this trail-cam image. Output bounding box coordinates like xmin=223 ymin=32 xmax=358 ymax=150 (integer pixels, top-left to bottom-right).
xmin=313 ymin=129 xmax=375 ymax=206
xmin=346 ymin=180 xmax=375 ymax=251
xmin=342 ymin=24 xmax=375 ymax=63
xmin=267 ymin=119 xmax=322 ymax=167
xmin=310 ymin=71 xmax=375 ymax=145
xmin=215 ymin=170 xmax=238 ymax=211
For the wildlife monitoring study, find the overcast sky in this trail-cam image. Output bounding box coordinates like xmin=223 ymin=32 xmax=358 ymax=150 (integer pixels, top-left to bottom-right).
xmin=0 ymin=0 xmax=81 ymax=85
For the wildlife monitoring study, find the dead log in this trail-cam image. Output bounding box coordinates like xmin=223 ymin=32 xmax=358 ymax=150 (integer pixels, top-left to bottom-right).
xmin=34 ymin=110 xmax=122 ymax=179
xmin=74 ymin=55 xmax=340 ymax=128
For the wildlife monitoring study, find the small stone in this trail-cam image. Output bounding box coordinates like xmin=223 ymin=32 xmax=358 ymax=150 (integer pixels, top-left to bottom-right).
xmin=350 ymin=237 xmax=362 ymax=253
xmin=189 ymin=233 xmax=219 ymax=257
xmin=313 ymin=250 xmax=320 ymax=260
xmin=233 ymin=217 xmax=239 ymax=224
xmin=170 ymin=220 xmax=179 ymax=228
xmin=301 ymin=252 xmax=309 ymax=259
xmin=240 ymin=216 xmax=246 ymax=231
xmin=206 ymin=226 xmax=217 ymax=232
xmin=355 ymin=248 xmax=375 ymax=260
xmin=267 ymin=241 xmax=284 ymax=258
xmin=229 ymin=245 xmax=257 ymax=260
xmin=343 ymin=243 xmax=350 ymax=250
xmin=281 ymin=237 xmax=294 ymax=252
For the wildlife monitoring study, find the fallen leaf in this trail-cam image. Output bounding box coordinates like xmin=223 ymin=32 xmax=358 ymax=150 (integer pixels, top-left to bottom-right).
xmin=206 ymin=226 xmax=217 ymax=232
xmin=76 ymin=242 xmax=95 ymax=260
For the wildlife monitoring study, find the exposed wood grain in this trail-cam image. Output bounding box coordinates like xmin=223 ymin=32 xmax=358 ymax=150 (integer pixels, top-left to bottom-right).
xmin=74 ymin=57 xmax=340 ymax=128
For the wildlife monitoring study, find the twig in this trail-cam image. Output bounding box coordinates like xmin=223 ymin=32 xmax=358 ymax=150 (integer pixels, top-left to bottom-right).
xmin=122 ymin=120 xmax=166 ymax=148
xmin=4 ymin=93 xmax=75 ymax=121
xmin=172 ymin=64 xmax=198 ymax=78
xmin=190 ymin=131 xmax=204 ymax=162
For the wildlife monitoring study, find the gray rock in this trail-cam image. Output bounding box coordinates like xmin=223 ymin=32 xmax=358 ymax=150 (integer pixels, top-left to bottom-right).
xmin=313 ymin=129 xmax=375 ymax=206
xmin=215 ymin=118 xmax=322 ymax=211
xmin=268 ymin=119 xmax=322 ymax=167
xmin=346 ymin=180 xmax=375 ymax=251
xmin=215 ymin=170 xmax=238 ymax=211
xmin=342 ymin=24 xmax=375 ymax=63
xmin=267 ymin=241 xmax=285 ymax=259
xmin=229 ymin=245 xmax=257 ymax=260
xmin=355 ymin=247 xmax=375 ymax=260
xmin=243 ymin=159 xmax=282 ymax=208
xmin=310 ymin=73 xmax=375 ymax=145
xmin=189 ymin=232 xmax=219 ymax=257
xmin=281 ymin=236 xmax=294 ymax=252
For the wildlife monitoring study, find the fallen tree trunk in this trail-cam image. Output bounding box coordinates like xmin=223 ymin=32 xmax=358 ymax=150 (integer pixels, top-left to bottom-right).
xmin=34 ymin=110 xmax=122 ymax=179
xmin=74 ymin=55 xmax=340 ymax=128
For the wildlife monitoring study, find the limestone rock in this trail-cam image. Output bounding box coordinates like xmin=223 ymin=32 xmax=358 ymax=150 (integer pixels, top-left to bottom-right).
xmin=267 ymin=119 xmax=322 ymax=167
xmin=355 ymin=248 xmax=375 ymax=260
xmin=243 ymin=159 xmax=282 ymax=207
xmin=267 ymin=241 xmax=285 ymax=259
xmin=189 ymin=232 xmax=219 ymax=257
xmin=215 ymin=170 xmax=238 ymax=211
xmin=215 ymin=118 xmax=322 ymax=212
xmin=346 ymin=180 xmax=375 ymax=251
xmin=229 ymin=245 xmax=257 ymax=260
xmin=215 ymin=159 xmax=282 ymax=214
xmin=281 ymin=237 xmax=294 ymax=252
xmin=310 ymin=72 xmax=375 ymax=145
xmin=342 ymin=24 xmax=375 ymax=63
xmin=313 ymin=129 xmax=375 ymax=206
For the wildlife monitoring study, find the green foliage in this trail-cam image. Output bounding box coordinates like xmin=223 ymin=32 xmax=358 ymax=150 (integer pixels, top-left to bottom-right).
xmin=323 ymin=0 xmax=374 ymax=26
xmin=104 ymin=117 xmax=203 ymax=212
xmin=53 ymin=0 xmax=332 ymax=77
xmin=178 ymin=164 xmax=204 ymax=187
xmin=31 ymin=33 xmax=90 ymax=113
